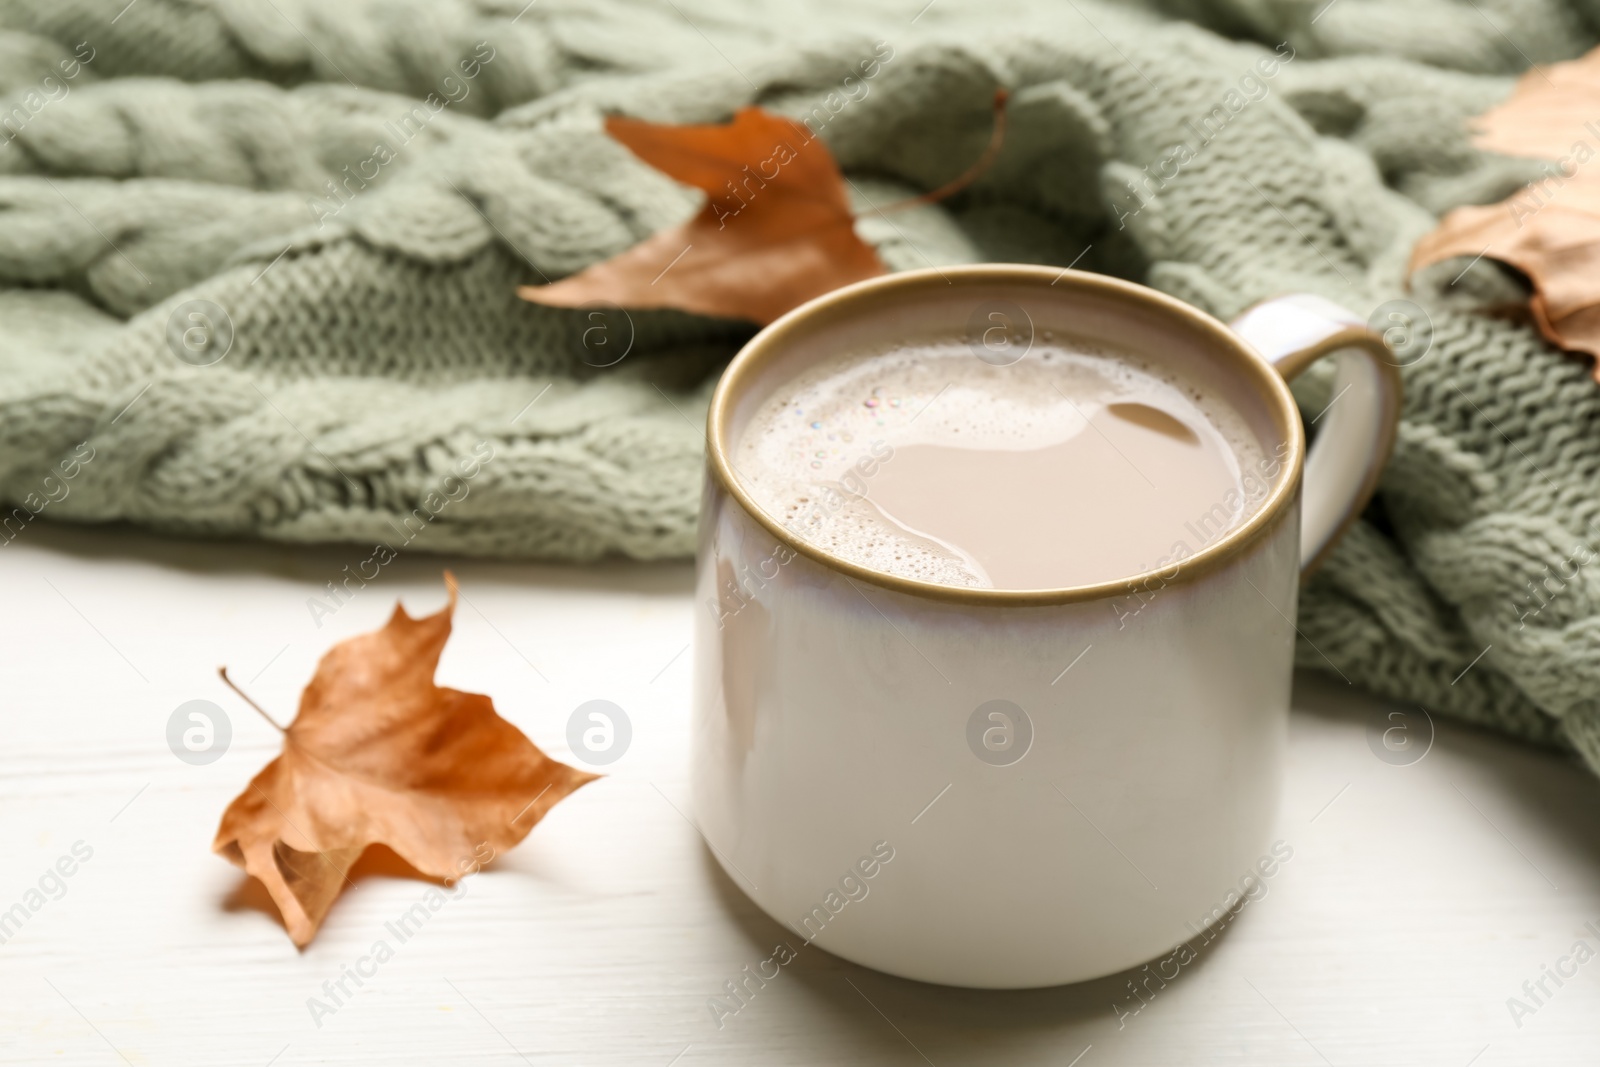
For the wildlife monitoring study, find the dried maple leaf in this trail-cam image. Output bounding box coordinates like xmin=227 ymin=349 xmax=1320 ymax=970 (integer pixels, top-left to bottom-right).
xmin=213 ymin=573 xmax=597 ymax=946
xmin=519 ymin=107 xmax=888 ymax=325
xmin=1410 ymin=47 xmax=1600 ymax=375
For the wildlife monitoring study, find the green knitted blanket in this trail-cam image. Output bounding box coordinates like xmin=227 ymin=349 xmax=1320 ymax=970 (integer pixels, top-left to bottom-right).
xmin=3 ymin=0 xmax=1597 ymax=768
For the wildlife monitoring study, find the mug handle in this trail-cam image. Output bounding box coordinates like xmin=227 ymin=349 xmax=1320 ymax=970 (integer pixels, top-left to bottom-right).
xmin=1229 ymin=294 xmax=1403 ymax=576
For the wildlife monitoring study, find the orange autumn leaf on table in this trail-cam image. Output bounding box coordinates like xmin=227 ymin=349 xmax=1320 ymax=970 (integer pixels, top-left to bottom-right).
xmin=1410 ymin=46 xmax=1600 ymax=375
xmin=519 ymin=107 xmax=887 ymax=325
xmin=213 ymin=573 xmax=596 ymax=946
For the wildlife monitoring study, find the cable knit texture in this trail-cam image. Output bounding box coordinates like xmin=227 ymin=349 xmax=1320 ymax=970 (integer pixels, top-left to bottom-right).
xmin=4 ymin=0 xmax=1600 ymax=767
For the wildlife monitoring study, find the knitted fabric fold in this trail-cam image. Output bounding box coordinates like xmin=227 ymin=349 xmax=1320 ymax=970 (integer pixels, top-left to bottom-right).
xmin=4 ymin=0 xmax=1600 ymax=769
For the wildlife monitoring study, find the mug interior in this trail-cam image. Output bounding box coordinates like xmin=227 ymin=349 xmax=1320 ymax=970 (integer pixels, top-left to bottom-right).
xmin=708 ymin=265 xmax=1304 ymax=604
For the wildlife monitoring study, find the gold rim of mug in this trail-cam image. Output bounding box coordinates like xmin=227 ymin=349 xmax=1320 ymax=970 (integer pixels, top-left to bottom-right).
xmin=705 ymin=265 xmax=1304 ymax=606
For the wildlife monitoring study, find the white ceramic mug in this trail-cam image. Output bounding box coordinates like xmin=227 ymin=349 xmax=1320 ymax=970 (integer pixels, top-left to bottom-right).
xmin=690 ymin=266 xmax=1401 ymax=988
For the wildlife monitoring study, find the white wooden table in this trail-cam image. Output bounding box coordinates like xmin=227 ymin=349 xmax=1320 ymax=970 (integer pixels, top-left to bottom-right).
xmin=2 ymin=523 xmax=1597 ymax=1065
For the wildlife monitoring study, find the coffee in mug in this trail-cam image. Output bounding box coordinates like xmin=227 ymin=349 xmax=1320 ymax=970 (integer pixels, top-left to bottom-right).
xmin=734 ymin=338 xmax=1279 ymax=591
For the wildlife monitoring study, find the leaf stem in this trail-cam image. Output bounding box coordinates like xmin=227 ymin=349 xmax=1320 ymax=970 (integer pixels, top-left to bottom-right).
xmin=877 ymin=88 xmax=1011 ymax=215
xmin=218 ymin=666 xmax=287 ymax=733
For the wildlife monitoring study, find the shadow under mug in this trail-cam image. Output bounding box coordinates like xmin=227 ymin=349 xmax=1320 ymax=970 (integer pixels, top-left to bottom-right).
xmin=690 ymin=265 xmax=1401 ymax=988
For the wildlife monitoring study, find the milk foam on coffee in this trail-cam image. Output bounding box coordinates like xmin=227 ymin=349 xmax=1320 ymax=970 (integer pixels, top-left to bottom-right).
xmin=734 ymin=337 xmax=1271 ymax=590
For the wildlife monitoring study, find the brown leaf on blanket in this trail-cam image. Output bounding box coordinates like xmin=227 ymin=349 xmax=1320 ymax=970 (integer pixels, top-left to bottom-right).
xmin=519 ymin=92 xmax=1008 ymax=325
xmin=1410 ymin=46 xmax=1600 ymax=377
